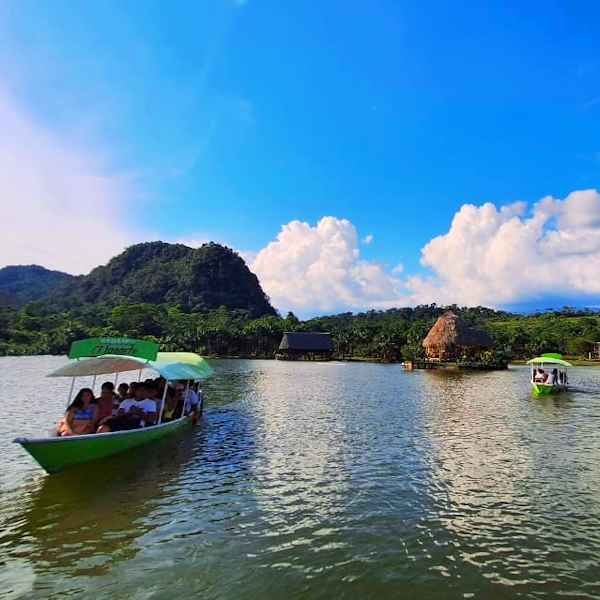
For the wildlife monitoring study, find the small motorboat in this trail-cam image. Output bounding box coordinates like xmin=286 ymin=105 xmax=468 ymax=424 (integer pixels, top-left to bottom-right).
xmin=527 ymin=353 xmax=571 ymax=396
xmin=14 ymin=337 xmax=213 ymax=474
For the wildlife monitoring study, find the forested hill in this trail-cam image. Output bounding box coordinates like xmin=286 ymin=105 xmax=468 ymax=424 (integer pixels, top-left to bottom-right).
xmin=0 ymin=265 xmax=75 ymax=308
xmin=46 ymin=241 xmax=276 ymax=317
xmin=1 ymin=243 xmax=600 ymax=360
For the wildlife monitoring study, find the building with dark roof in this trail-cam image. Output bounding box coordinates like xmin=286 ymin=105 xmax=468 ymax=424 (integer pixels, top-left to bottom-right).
xmin=277 ymin=332 xmax=334 ymax=361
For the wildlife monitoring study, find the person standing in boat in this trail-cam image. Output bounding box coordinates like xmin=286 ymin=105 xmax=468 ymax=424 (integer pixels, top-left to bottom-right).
xmin=57 ymin=388 xmax=97 ymax=436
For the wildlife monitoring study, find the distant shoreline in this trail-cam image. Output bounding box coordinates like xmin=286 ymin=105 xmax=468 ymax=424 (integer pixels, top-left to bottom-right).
xmin=4 ymin=353 xmax=600 ymax=368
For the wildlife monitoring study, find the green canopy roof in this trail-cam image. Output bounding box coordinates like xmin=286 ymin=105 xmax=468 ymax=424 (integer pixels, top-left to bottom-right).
xmin=151 ymin=352 xmax=213 ymax=380
xmin=527 ymin=356 xmax=572 ymax=367
xmin=48 ymin=351 xmax=213 ymax=380
xmin=68 ymin=337 xmax=159 ymax=361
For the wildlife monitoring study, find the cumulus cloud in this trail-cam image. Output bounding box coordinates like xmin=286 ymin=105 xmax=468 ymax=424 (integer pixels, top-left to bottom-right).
xmin=173 ymin=236 xmax=211 ymax=249
xmin=409 ymin=189 xmax=600 ymax=306
xmin=0 ymin=89 xmax=137 ymax=274
xmin=250 ymin=190 xmax=600 ymax=315
xmin=251 ymin=217 xmax=407 ymax=314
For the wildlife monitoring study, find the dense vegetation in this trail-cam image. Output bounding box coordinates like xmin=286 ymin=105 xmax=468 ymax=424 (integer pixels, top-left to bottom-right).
xmin=1 ymin=242 xmax=599 ymax=361
xmin=45 ymin=242 xmax=276 ymax=317
xmin=0 ymin=265 xmax=74 ymax=308
xmin=1 ymin=301 xmax=599 ymax=362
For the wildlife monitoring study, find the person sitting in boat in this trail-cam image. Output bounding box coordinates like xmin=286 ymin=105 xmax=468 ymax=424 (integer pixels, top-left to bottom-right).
xmin=118 ymin=393 xmax=139 ymax=416
xmin=96 ymin=381 xmax=116 ymax=423
xmin=174 ymin=383 xmax=192 ymax=415
xmin=187 ymin=386 xmax=204 ymax=422
xmin=124 ymin=382 xmax=157 ymax=426
xmin=534 ymin=368 xmax=545 ymax=382
xmin=182 ymin=381 xmax=199 ymax=415
xmin=97 ymin=408 xmax=142 ymax=433
xmin=57 ymin=388 xmax=97 ymax=436
xmin=145 ymin=381 xmax=162 ymax=413
xmin=117 ymin=382 xmax=129 ymax=401
xmin=97 ymin=387 xmax=145 ymax=433
xmin=138 ymin=391 xmax=158 ymax=426
xmin=162 ymin=386 xmax=182 ymax=422
xmin=551 ymin=368 xmax=559 ymax=385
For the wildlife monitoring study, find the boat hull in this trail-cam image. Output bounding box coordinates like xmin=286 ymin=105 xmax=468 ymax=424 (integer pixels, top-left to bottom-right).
xmin=532 ymin=383 xmax=567 ymax=396
xmin=14 ymin=417 xmax=193 ymax=474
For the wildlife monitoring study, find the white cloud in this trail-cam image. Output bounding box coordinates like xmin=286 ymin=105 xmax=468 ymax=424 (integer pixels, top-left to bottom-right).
xmin=238 ymin=249 xmax=258 ymax=265
xmin=173 ymin=236 xmax=211 ymax=249
xmin=250 ymin=190 xmax=600 ymax=316
xmin=409 ymin=189 xmax=600 ymax=306
xmin=0 ymin=88 xmax=137 ymax=274
xmin=251 ymin=217 xmax=407 ymax=315
xmin=362 ymin=234 xmax=374 ymax=245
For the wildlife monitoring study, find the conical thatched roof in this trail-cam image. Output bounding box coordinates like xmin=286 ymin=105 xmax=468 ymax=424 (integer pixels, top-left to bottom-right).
xmin=422 ymin=311 xmax=493 ymax=355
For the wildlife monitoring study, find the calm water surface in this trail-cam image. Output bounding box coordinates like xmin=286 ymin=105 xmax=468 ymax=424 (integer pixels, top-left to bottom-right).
xmin=2 ymin=357 xmax=600 ymax=599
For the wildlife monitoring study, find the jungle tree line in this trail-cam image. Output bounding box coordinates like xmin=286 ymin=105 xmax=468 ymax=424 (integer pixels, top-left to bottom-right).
xmin=1 ymin=302 xmax=600 ymax=361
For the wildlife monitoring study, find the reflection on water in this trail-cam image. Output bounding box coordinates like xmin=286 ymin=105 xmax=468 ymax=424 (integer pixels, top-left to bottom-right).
xmin=1 ymin=358 xmax=600 ymax=599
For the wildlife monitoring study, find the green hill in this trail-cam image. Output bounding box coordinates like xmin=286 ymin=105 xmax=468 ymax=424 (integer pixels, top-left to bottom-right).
xmin=48 ymin=241 xmax=276 ymax=318
xmin=0 ymin=265 xmax=75 ymax=308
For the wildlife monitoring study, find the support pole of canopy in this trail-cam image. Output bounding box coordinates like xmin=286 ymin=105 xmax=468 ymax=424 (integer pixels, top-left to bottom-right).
xmin=92 ymin=375 xmax=97 ymax=395
xmin=66 ymin=377 xmax=76 ymax=408
xmin=157 ymin=381 xmax=169 ymax=424
xmin=114 ymin=372 xmax=119 ymax=388
xmin=182 ymin=380 xmax=190 ymax=419
xmin=137 ymin=369 xmax=142 ymax=382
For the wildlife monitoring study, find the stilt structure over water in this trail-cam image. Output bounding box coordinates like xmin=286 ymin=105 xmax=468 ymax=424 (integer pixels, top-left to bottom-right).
xmin=419 ymin=311 xmax=506 ymax=370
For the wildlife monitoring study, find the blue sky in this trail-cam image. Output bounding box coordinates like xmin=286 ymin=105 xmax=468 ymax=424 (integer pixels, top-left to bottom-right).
xmin=1 ymin=1 xmax=600 ymax=315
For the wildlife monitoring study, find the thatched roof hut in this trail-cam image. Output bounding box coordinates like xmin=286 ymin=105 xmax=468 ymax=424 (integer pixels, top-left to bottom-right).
xmin=422 ymin=311 xmax=493 ymax=361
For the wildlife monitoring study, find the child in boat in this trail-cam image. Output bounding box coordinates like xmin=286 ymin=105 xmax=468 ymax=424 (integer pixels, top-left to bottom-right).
xmin=57 ymin=388 xmax=97 ymax=436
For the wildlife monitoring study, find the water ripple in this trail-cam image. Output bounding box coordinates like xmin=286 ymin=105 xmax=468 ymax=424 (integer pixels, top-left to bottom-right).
xmin=1 ymin=358 xmax=600 ymax=598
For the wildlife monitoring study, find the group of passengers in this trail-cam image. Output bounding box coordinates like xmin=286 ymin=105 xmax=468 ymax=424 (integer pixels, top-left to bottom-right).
xmin=56 ymin=378 xmax=204 ymax=437
xmin=532 ymin=368 xmax=568 ymax=386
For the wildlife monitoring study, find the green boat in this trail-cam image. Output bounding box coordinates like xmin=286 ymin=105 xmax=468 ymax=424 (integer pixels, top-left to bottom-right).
xmin=527 ymin=353 xmax=572 ymax=396
xmin=14 ymin=337 xmax=213 ymax=474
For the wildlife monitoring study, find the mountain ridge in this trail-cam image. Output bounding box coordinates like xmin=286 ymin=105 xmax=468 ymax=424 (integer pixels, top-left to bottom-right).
xmin=0 ymin=265 xmax=75 ymax=308
xmin=3 ymin=242 xmax=276 ymax=317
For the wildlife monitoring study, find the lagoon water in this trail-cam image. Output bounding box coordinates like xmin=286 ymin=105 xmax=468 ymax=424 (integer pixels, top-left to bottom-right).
xmin=2 ymin=357 xmax=600 ymax=599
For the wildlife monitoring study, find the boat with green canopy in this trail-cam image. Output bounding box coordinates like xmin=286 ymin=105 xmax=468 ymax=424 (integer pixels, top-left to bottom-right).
xmin=14 ymin=337 xmax=213 ymax=474
xmin=527 ymin=353 xmax=572 ymax=396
